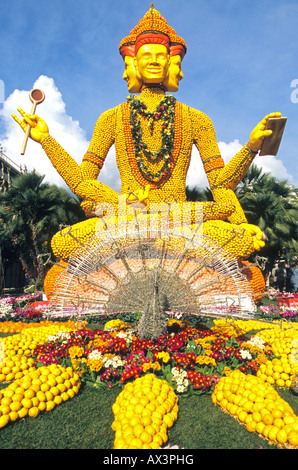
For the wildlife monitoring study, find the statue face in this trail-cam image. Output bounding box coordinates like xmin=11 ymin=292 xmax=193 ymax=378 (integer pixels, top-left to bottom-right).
xmin=134 ymin=44 xmax=170 ymax=84
xmin=163 ymin=55 xmax=183 ymax=92
xmin=123 ymin=56 xmax=142 ymax=93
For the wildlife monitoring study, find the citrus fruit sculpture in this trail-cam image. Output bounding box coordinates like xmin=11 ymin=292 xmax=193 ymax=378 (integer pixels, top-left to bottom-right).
xmin=11 ymin=4 xmax=280 ymax=325
xmin=8 ymin=4 xmax=292 ymax=450
xmin=212 ymin=369 xmax=298 ymax=449
xmin=112 ymin=373 xmax=178 ymax=449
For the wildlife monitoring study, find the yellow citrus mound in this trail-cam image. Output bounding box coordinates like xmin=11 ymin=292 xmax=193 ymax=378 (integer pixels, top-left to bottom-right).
xmin=212 ymin=369 xmax=298 ymax=449
xmin=112 ymin=373 xmax=179 ymax=449
xmin=0 ymin=365 xmax=81 ymax=429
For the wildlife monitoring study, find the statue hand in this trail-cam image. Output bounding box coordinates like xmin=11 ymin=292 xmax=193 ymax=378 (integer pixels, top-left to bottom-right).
xmin=239 ymin=223 xmax=265 ymax=250
xmin=126 ymin=185 xmax=150 ymax=204
xmin=249 ymin=112 xmax=282 ymax=152
xmin=11 ymin=108 xmax=49 ymax=143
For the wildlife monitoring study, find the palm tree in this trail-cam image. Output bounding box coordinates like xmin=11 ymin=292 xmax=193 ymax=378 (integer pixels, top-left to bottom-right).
xmin=0 ymin=171 xmax=86 ymax=282
xmin=235 ymin=165 xmax=298 ymax=262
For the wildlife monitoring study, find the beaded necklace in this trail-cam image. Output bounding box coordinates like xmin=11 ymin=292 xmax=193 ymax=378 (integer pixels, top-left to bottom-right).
xmin=127 ymin=94 xmax=176 ymax=181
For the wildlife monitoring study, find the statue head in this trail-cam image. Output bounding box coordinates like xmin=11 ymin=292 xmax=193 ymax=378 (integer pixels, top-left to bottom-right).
xmin=163 ymin=54 xmax=184 ymax=92
xmin=119 ymin=4 xmax=186 ymax=92
xmin=134 ymin=43 xmax=170 ymax=85
xmin=122 ymin=55 xmax=142 ymax=93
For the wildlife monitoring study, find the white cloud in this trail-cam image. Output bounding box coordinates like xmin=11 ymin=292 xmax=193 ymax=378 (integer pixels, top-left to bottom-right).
xmin=1 ymin=77 xmax=291 ymax=195
xmin=186 ymin=139 xmax=292 ymax=189
xmin=0 ymin=75 xmax=120 ymax=191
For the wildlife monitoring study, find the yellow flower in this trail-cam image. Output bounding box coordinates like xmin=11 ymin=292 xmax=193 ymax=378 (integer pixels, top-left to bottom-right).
xmin=156 ymin=351 xmax=170 ymax=363
xmin=196 ymin=355 xmax=217 ymax=367
xmin=69 ymin=346 xmax=85 ymax=358
xmin=142 ymin=362 xmax=161 ymax=372
xmin=86 ymin=358 xmax=104 ymax=372
xmin=223 ymin=367 xmax=232 ymax=376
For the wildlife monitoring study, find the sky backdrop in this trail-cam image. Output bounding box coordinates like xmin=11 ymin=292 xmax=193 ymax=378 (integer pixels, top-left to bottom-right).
xmin=0 ymin=0 xmax=297 ymax=192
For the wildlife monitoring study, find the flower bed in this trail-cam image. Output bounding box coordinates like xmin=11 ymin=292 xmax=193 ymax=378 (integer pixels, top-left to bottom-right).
xmin=1 ymin=293 xmax=298 ymax=448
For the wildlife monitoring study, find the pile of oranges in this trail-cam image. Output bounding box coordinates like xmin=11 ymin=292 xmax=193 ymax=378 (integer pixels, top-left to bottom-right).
xmin=212 ymin=369 xmax=298 ymax=448
xmin=111 ymin=373 xmax=179 ymax=449
xmin=0 ymin=364 xmax=81 ymax=429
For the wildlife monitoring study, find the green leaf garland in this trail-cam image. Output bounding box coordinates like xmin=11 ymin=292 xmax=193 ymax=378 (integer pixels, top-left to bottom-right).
xmin=127 ymin=94 xmax=176 ymax=181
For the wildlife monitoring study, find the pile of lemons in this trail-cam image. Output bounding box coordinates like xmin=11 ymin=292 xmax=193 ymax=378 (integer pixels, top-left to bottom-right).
xmin=0 ymin=355 xmax=37 ymax=383
xmin=0 ymin=364 xmax=81 ymax=429
xmin=111 ymin=373 xmax=179 ymax=449
xmin=255 ymin=328 xmax=298 ymax=388
xmin=212 ymin=369 xmax=298 ymax=448
xmin=1 ymin=324 xmax=76 ymax=358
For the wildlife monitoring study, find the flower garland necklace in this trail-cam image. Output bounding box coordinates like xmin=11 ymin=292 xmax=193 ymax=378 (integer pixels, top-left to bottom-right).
xmin=127 ymin=94 xmax=176 ymax=181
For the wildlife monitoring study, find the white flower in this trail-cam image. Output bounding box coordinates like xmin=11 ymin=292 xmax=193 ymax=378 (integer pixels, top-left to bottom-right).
xmin=248 ymin=336 xmax=266 ymax=349
xmin=240 ymin=349 xmax=252 ymax=360
xmin=176 ymin=385 xmax=186 ymax=393
xmin=171 ymin=367 xmax=180 ymax=376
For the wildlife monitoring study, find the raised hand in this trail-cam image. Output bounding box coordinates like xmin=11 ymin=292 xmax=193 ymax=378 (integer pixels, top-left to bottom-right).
xmin=11 ymin=108 xmax=49 ymax=143
xmin=249 ymin=112 xmax=282 ymax=152
xmin=239 ymin=223 xmax=265 ymax=251
xmin=126 ymin=184 xmax=151 ymax=204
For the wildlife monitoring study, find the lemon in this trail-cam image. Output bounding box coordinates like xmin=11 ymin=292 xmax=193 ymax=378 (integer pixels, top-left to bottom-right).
xmin=0 ymin=415 xmax=10 ymax=428
xmin=28 ymin=407 xmax=39 ymax=418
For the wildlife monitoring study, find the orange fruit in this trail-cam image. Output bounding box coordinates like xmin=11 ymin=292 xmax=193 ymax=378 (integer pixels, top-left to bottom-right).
xmin=243 ymin=401 xmax=253 ymax=413
xmin=61 ymin=392 xmax=69 ymax=402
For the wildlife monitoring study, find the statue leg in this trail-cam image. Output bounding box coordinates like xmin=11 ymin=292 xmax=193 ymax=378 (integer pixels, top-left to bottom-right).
xmin=203 ymin=220 xmax=255 ymax=259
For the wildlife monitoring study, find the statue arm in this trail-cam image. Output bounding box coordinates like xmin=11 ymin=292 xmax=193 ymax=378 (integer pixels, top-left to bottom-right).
xmin=189 ymin=108 xmax=249 ymax=225
xmin=41 ymin=107 xmax=119 ymax=205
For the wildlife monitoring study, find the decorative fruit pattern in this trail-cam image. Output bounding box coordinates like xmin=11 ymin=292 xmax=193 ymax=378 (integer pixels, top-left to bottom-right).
xmin=0 ymin=364 xmax=81 ymax=428
xmin=212 ymin=369 xmax=298 ymax=448
xmin=111 ymin=374 xmax=178 ymax=449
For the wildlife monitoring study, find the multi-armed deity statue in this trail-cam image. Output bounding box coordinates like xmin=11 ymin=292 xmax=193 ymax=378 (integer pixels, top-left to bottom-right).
xmin=12 ymin=5 xmax=281 ymax=315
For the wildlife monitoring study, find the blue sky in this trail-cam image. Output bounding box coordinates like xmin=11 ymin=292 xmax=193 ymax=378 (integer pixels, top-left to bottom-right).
xmin=0 ymin=0 xmax=297 ymax=190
